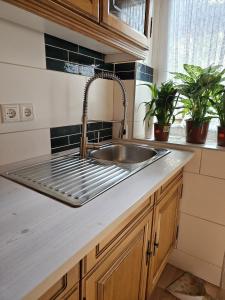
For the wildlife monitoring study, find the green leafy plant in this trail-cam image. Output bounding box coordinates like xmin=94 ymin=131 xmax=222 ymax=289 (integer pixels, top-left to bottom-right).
xmin=210 ymin=85 xmax=225 ymax=127
xmin=172 ymin=64 xmax=225 ymax=125
xmin=142 ymin=81 xmax=178 ymax=126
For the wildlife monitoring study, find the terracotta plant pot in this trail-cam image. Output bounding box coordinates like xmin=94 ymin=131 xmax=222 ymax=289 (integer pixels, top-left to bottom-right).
xmin=186 ymin=120 xmax=209 ymax=144
xmin=154 ymin=123 xmax=171 ymax=141
xmin=218 ymin=126 xmax=225 ymax=147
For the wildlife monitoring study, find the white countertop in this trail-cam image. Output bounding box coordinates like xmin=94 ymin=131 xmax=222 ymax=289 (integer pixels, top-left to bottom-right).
xmin=0 ymin=144 xmax=193 ymax=300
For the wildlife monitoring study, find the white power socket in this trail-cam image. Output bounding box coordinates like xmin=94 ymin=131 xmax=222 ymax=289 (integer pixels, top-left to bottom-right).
xmin=1 ymin=104 xmax=20 ymax=122
xmin=20 ymin=104 xmax=34 ymax=121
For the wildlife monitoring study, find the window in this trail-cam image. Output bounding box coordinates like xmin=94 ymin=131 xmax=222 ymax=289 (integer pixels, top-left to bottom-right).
xmin=153 ymin=0 xmax=225 ymax=142
xmin=168 ymin=0 xmax=225 ymax=72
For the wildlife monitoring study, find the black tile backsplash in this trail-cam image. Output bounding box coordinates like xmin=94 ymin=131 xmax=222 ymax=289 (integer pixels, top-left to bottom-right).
xmin=45 ymin=34 xmax=114 ymax=77
xmin=45 ymin=45 xmax=68 ymax=61
xmin=136 ymin=62 xmax=153 ymax=83
xmin=69 ymin=52 xmax=95 ymax=66
xmin=116 ymin=71 xmax=135 ymax=80
xmin=46 ymin=58 xmax=66 ymax=73
xmin=96 ymin=63 xmax=114 ymax=72
xmin=79 ymin=46 xmax=104 ymax=60
xmin=50 ymin=122 xmax=112 ymax=154
xmin=45 ymin=34 xmax=154 ymax=84
xmin=51 ymin=136 xmax=69 ymax=148
xmin=115 ymin=62 xmax=135 ymax=72
xmin=45 ymin=34 xmax=153 ymax=82
xmin=45 ymin=34 xmax=78 ymax=52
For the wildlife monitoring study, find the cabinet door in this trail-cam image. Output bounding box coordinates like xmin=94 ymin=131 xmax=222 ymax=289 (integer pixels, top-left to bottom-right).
xmin=101 ymin=0 xmax=150 ymax=48
xmin=82 ymin=211 xmax=153 ymax=300
xmin=147 ymin=186 xmax=180 ymax=296
xmin=63 ymin=284 xmax=79 ymax=300
xmin=54 ymin=0 xmax=99 ymax=21
xmin=39 ymin=265 xmax=79 ymax=300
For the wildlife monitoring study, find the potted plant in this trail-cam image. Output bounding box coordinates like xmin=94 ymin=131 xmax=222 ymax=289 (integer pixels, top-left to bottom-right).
xmin=172 ymin=64 xmax=225 ymax=144
xmin=210 ymin=85 xmax=225 ymax=146
xmin=142 ymin=81 xmax=178 ymax=141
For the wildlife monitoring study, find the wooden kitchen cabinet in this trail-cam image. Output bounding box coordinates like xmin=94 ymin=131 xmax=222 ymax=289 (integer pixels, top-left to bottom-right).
xmin=146 ymin=173 xmax=182 ymax=298
xmin=82 ymin=208 xmax=153 ymax=300
xmin=101 ymin=0 xmax=151 ymax=48
xmin=3 ymin=0 xmax=149 ymax=60
xmin=35 ymin=171 xmax=183 ymax=300
xmin=51 ymin=0 xmax=99 ymax=21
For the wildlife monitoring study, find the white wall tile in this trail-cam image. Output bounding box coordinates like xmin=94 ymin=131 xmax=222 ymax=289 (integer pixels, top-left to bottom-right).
xmin=177 ymin=213 xmax=225 ymax=268
xmin=133 ymin=121 xmax=145 ymax=139
xmin=169 ymin=249 xmax=221 ymax=286
xmin=181 ymin=173 xmax=225 ymax=226
xmin=0 ymin=63 xmax=114 ymax=133
xmin=113 ymin=80 xmax=135 ymax=122
xmin=113 ymin=80 xmax=135 ymax=139
xmin=134 ymin=80 xmax=149 ymax=124
xmin=88 ymin=78 xmax=114 ymax=121
xmin=0 ymin=19 xmax=45 ymax=68
xmin=201 ymin=149 xmax=225 ymax=179
xmin=0 ymin=129 xmax=50 ymax=165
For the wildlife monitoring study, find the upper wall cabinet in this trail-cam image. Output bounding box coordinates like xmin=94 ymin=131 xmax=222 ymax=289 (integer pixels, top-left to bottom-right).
xmin=3 ymin=0 xmax=150 ymax=60
xmin=53 ymin=0 xmax=99 ymax=21
xmin=101 ymin=0 xmax=150 ymax=49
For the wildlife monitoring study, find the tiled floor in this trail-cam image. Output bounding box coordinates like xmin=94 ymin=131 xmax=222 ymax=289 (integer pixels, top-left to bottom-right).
xmin=150 ymin=264 xmax=219 ymax=299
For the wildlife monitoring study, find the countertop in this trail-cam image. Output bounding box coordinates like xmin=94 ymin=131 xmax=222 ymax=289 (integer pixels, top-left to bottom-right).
xmin=0 ymin=142 xmax=193 ymax=300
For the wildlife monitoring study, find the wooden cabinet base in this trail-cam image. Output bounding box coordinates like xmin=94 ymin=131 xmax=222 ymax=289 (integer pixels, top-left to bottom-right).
xmin=34 ymin=170 xmax=183 ymax=300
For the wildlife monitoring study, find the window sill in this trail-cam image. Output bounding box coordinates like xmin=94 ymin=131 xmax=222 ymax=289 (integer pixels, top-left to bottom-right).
xmin=142 ymin=135 xmax=225 ymax=152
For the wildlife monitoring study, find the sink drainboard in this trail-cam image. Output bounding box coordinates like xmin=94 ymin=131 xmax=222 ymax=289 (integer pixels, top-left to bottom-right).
xmin=3 ymin=148 xmax=170 ymax=207
xmin=3 ymin=154 xmax=131 ymax=207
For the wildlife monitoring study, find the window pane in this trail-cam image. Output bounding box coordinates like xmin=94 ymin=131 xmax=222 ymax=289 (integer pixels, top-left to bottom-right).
xmin=167 ymin=0 xmax=225 ymax=72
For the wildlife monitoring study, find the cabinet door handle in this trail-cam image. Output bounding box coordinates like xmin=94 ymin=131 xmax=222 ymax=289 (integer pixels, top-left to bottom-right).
xmin=153 ymin=233 xmax=159 ymax=256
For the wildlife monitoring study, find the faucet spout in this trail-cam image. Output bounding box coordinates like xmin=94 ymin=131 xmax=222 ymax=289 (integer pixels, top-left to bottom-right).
xmin=80 ymin=73 xmax=128 ymax=158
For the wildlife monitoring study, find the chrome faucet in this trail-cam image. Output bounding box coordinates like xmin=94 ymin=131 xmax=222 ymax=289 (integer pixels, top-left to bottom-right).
xmin=80 ymin=72 xmax=128 ymax=158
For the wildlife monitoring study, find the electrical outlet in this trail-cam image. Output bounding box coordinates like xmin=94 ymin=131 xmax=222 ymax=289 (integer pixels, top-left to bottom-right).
xmin=1 ymin=104 xmax=20 ymax=122
xmin=20 ymin=104 xmax=34 ymax=121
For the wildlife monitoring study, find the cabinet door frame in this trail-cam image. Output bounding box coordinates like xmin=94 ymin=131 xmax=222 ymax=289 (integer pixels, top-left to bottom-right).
xmin=146 ymin=181 xmax=182 ymax=297
xmin=52 ymin=0 xmax=99 ymax=22
xmin=82 ymin=209 xmax=153 ymax=300
xmin=100 ymin=0 xmax=150 ymax=48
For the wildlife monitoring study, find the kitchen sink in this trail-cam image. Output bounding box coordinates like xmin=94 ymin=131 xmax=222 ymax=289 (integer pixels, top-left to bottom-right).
xmin=2 ymin=142 xmax=170 ymax=207
xmin=90 ymin=144 xmax=157 ymax=164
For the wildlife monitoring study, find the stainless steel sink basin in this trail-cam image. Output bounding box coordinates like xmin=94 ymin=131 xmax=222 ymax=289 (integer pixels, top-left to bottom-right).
xmin=90 ymin=144 xmax=157 ymax=164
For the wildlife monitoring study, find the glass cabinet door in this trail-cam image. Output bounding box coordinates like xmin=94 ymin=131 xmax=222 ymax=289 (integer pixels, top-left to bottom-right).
xmin=109 ymin=0 xmax=147 ymax=35
xmin=101 ymin=0 xmax=150 ymax=48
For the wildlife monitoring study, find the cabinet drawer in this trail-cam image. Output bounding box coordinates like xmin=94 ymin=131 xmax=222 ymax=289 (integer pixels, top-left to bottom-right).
xmin=39 ymin=264 xmax=79 ymax=300
xmin=82 ymin=196 xmax=154 ymax=275
xmin=156 ymin=170 xmax=183 ymax=203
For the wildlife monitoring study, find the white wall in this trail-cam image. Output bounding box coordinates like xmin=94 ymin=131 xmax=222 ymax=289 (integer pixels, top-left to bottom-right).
xmin=168 ymin=146 xmax=225 ymax=286
xmin=0 ymin=19 xmax=114 ymax=165
xmin=133 ymin=80 xmax=154 ymax=139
